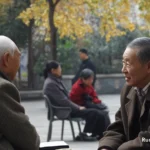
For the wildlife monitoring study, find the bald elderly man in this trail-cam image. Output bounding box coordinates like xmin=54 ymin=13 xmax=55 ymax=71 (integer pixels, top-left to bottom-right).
xmin=0 ymin=36 xmax=40 ymax=150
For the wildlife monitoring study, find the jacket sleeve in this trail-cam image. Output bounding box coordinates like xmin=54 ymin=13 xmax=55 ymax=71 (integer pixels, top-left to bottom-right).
xmin=88 ymin=62 xmax=96 ymax=74
xmin=87 ymin=61 xmax=96 ymax=86
xmin=44 ymin=82 xmax=79 ymax=112
xmin=117 ymin=128 xmax=150 ymax=150
xmin=90 ymin=86 xmax=101 ymax=104
xmin=69 ymin=84 xmax=84 ymax=104
xmin=0 ymin=83 xmax=40 ymax=150
xmin=98 ymin=108 xmax=126 ymax=150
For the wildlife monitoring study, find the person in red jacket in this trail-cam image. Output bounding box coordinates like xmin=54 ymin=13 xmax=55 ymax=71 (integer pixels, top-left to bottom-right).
xmin=70 ymin=69 xmax=111 ymax=137
xmin=70 ymin=68 xmax=108 ymax=111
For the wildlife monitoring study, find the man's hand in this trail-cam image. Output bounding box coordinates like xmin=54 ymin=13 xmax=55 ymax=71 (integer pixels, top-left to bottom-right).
xmin=79 ymin=106 xmax=86 ymax=110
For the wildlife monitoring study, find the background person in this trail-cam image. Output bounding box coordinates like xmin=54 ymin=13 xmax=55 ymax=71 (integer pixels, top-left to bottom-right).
xmin=72 ymin=48 xmax=96 ymax=86
xmin=70 ymin=68 xmax=110 ymax=130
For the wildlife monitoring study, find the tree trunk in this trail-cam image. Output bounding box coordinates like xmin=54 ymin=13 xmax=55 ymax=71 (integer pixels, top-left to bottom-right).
xmin=48 ymin=0 xmax=57 ymax=60
xmin=28 ymin=19 xmax=34 ymax=89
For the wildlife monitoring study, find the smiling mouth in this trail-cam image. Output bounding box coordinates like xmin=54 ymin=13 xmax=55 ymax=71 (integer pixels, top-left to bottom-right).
xmin=125 ymin=77 xmax=131 ymax=81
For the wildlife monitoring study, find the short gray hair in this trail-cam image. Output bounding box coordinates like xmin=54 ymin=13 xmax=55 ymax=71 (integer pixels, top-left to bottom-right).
xmin=0 ymin=35 xmax=18 ymax=59
xmin=127 ymin=37 xmax=150 ymax=64
xmin=80 ymin=68 xmax=94 ymax=79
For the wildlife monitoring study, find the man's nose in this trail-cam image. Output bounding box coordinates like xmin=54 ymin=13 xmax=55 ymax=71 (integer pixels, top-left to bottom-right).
xmin=122 ymin=65 xmax=126 ymax=73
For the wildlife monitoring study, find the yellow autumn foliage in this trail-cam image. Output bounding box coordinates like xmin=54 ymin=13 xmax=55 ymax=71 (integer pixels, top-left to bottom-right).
xmin=138 ymin=0 xmax=150 ymax=30
xmin=18 ymin=0 xmax=150 ymax=41
xmin=0 ymin=0 xmax=12 ymax=5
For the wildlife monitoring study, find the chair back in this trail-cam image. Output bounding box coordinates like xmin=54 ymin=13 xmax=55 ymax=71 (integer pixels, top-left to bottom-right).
xmin=43 ymin=94 xmax=71 ymax=120
xmin=44 ymin=95 xmax=54 ymax=120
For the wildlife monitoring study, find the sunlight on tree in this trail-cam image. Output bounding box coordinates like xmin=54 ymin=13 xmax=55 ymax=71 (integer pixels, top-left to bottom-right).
xmin=18 ymin=0 xmax=150 ymax=59
xmin=18 ymin=0 xmax=137 ymax=41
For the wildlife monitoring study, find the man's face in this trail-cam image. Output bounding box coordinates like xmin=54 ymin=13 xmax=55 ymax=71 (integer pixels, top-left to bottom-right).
xmin=82 ymin=76 xmax=94 ymax=86
xmin=2 ymin=49 xmax=21 ymax=80
xmin=79 ymin=52 xmax=86 ymax=60
xmin=122 ymin=47 xmax=150 ymax=88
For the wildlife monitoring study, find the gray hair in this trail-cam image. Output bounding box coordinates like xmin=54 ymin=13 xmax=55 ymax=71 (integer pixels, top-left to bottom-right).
xmin=80 ymin=68 xmax=94 ymax=79
xmin=0 ymin=35 xmax=18 ymax=59
xmin=127 ymin=37 xmax=150 ymax=64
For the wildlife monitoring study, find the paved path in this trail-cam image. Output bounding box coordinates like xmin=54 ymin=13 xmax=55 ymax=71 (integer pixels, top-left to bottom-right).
xmin=21 ymin=94 xmax=120 ymax=150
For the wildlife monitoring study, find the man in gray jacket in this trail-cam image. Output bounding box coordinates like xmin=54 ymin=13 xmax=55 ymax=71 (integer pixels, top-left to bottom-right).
xmin=0 ymin=36 xmax=40 ymax=150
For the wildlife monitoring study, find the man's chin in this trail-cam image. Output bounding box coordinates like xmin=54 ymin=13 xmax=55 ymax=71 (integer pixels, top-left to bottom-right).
xmin=126 ymin=82 xmax=133 ymax=86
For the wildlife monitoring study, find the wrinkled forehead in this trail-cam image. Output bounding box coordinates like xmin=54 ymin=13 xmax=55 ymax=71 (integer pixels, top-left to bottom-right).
xmin=123 ymin=47 xmax=137 ymax=59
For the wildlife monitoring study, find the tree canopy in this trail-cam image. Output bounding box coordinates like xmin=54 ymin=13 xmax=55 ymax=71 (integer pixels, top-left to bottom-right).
xmin=18 ymin=0 xmax=141 ymax=41
xmin=0 ymin=0 xmax=29 ymax=47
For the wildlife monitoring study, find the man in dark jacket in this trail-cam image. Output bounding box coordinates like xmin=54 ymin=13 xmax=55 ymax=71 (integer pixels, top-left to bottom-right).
xmin=72 ymin=48 xmax=96 ymax=86
xmin=0 ymin=36 xmax=40 ymax=150
xmin=99 ymin=37 xmax=150 ymax=150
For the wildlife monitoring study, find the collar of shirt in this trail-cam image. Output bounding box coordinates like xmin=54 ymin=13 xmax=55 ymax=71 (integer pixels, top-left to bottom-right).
xmin=134 ymin=82 xmax=150 ymax=96
xmin=82 ymin=58 xmax=89 ymax=63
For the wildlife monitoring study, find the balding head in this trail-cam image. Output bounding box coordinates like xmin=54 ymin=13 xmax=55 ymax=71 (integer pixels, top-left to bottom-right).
xmin=0 ymin=36 xmax=18 ymax=59
xmin=0 ymin=36 xmax=20 ymax=81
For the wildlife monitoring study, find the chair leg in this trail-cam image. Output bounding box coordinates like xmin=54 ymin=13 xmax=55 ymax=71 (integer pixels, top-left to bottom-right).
xmin=47 ymin=121 xmax=53 ymax=141
xmin=61 ymin=120 xmax=65 ymax=140
xmin=69 ymin=120 xmax=75 ymax=140
xmin=77 ymin=121 xmax=82 ymax=134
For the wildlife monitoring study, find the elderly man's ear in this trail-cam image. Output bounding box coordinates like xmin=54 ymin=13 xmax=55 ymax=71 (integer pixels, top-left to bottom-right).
xmin=2 ymin=52 xmax=11 ymax=67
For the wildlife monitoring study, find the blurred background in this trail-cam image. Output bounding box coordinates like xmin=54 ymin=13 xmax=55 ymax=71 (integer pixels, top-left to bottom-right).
xmin=0 ymin=0 xmax=150 ymax=93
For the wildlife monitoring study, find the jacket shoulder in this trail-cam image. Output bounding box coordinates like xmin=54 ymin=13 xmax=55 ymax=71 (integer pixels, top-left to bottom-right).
xmin=0 ymin=77 xmax=20 ymax=102
xmin=44 ymin=77 xmax=57 ymax=88
xmin=0 ymin=78 xmax=18 ymax=92
xmin=43 ymin=77 xmax=57 ymax=93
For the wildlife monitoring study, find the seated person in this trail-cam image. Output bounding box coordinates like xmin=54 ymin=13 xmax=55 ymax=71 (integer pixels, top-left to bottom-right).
xmin=43 ymin=61 xmax=109 ymax=140
xmin=70 ymin=68 xmax=110 ymax=128
xmin=0 ymin=36 xmax=40 ymax=150
xmin=70 ymin=68 xmax=108 ymax=111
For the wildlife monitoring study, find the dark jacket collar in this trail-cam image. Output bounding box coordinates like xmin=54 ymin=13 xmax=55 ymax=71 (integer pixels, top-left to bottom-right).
xmin=83 ymin=58 xmax=90 ymax=63
xmin=48 ymin=73 xmax=62 ymax=83
xmin=48 ymin=73 xmax=68 ymax=96
xmin=0 ymin=71 xmax=10 ymax=81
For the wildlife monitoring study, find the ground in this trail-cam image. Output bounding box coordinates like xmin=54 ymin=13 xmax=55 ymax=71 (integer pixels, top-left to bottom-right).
xmin=21 ymin=94 xmax=120 ymax=150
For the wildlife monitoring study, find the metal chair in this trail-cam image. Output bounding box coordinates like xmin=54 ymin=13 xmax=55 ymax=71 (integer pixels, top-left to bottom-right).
xmin=43 ymin=95 xmax=83 ymax=141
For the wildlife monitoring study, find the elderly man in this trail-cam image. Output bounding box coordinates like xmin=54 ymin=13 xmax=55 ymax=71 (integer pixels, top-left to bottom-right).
xmin=0 ymin=36 xmax=40 ymax=150
xmin=99 ymin=37 xmax=150 ymax=150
